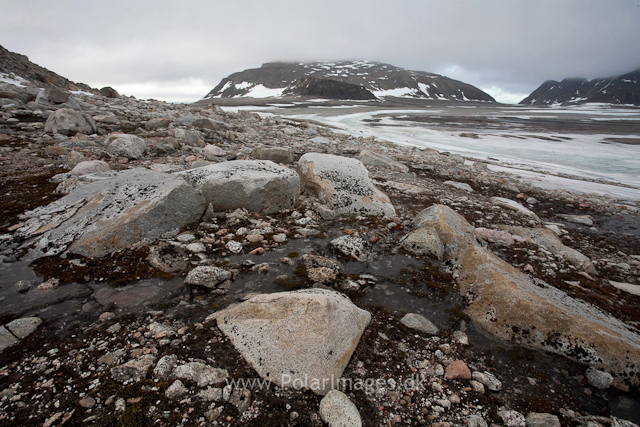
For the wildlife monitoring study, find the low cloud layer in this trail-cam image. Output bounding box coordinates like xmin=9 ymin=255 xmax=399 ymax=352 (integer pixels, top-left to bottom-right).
xmin=2 ymin=0 xmax=639 ymax=103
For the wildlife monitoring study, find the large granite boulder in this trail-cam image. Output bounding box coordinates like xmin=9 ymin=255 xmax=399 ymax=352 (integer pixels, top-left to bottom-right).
xmin=207 ymin=289 xmax=371 ymax=395
xmin=15 ymin=168 xmax=206 ymax=258
xmin=297 ymin=153 xmax=395 ymax=217
xmin=176 ymin=160 xmax=300 ymax=214
xmin=410 ymin=204 xmax=640 ymax=387
xmin=44 ymin=108 xmax=96 ymax=136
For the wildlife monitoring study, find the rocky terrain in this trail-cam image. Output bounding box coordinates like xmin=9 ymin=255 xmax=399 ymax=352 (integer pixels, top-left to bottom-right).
xmin=1 ymin=46 xmax=640 ymax=427
xmin=520 ymin=69 xmax=640 ymax=106
xmin=203 ymin=61 xmax=496 ymax=102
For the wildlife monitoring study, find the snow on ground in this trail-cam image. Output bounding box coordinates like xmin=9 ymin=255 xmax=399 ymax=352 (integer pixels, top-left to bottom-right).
xmin=0 ymin=72 xmax=28 ymax=88
xmin=241 ymin=84 xmax=285 ymax=98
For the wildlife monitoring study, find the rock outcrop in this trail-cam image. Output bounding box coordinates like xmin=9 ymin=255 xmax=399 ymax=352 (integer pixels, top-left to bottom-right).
xmin=298 ymin=153 xmax=396 ymax=217
xmin=177 ymin=160 xmax=300 ymax=214
xmin=15 ymin=168 xmax=206 ymax=258
xmin=410 ymin=205 xmax=640 ymax=387
xmin=207 ymin=289 xmax=371 ymax=395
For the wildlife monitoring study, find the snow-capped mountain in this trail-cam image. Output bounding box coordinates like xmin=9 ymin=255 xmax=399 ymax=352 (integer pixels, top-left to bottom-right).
xmin=203 ymin=61 xmax=496 ymax=102
xmin=520 ymin=69 xmax=640 ymax=106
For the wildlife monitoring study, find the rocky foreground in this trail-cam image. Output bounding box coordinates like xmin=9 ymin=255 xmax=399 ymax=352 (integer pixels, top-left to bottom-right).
xmin=0 ymin=78 xmax=639 ymax=427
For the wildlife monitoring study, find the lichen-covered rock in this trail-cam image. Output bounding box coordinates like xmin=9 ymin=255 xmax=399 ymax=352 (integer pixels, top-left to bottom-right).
xmin=15 ymin=168 xmax=206 ymax=258
xmin=44 ymin=108 xmax=96 ymax=136
xmin=177 ymin=160 xmax=300 ymax=214
xmin=104 ymin=134 xmax=146 ymax=159
xmin=330 ymin=235 xmax=371 ymax=262
xmin=298 ymin=153 xmax=395 ymax=217
xmin=184 ymin=266 xmax=232 ymax=288
xmin=207 ymin=289 xmax=371 ymax=395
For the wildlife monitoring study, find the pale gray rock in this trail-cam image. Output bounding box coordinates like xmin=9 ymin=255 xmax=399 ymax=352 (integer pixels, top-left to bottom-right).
xmin=501 ymin=226 xmax=596 ymax=274
xmin=586 ymin=367 xmax=614 ymax=389
xmin=609 ymin=280 xmax=640 ymax=297
xmin=174 ymin=362 xmax=228 ymax=387
xmin=192 ymin=118 xmax=230 ymax=131
xmin=14 ymin=280 xmax=31 ymax=293
xmin=319 ymin=389 xmax=362 ymax=427
xmin=399 ymin=227 xmax=445 ymax=260
xmin=104 ymin=134 xmax=146 ymax=159
xmin=145 ymin=117 xmax=171 ymax=131
xmin=498 ymin=410 xmax=526 ymax=427
xmin=44 ymin=108 xmax=96 ymax=136
xmin=330 ymin=235 xmax=371 ymax=262
xmin=467 ymin=415 xmax=488 ymax=427
xmin=298 ymin=153 xmax=395 ymax=217
xmin=63 ymin=151 xmax=86 ymax=169
xmin=412 ymin=204 xmax=478 ymax=258
xmin=153 ymin=354 xmax=178 ymax=380
xmin=177 ymin=160 xmax=300 ymax=214
xmin=148 ymin=243 xmax=188 ymax=273
xmin=6 ymin=317 xmax=42 ymax=339
xmin=611 ymin=418 xmax=640 ymax=427
xmin=203 ymin=144 xmax=226 ymax=160
xmin=444 ymin=181 xmax=474 ymax=192
xmin=557 ymin=214 xmax=594 ymax=226
xmin=184 ymin=266 xmax=232 ymax=288
xmin=197 ymin=387 xmax=223 ymax=402
xmin=358 ymin=149 xmax=408 ymax=172
xmin=490 ymin=197 xmax=539 ymax=220
xmin=525 ymin=412 xmax=561 ymax=427
xmin=252 ymin=146 xmax=294 ymax=164
xmin=208 ymin=289 xmax=371 ymax=395
xmin=472 ymin=371 xmax=502 ymax=391
xmin=16 ymin=168 xmax=206 ymax=258
xmin=228 ymin=388 xmax=252 ymax=413
xmin=69 ymin=160 xmax=110 ymax=177
xmin=400 ymin=313 xmax=439 ymax=335
xmin=0 ymin=326 xmax=19 ymax=352
xmin=165 ymin=380 xmax=188 ymax=400
xmin=111 ymin=355 xmax=156 ymax=383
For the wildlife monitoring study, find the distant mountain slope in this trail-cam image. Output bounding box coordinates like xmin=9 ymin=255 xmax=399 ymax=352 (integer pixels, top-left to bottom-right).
xmin=0 ymin=44 xmax=94 ymax=92
xmin=520 ymin=69 xmax=640 ymax=106
xmin=203 ymin=61 xmax=496 ymax=102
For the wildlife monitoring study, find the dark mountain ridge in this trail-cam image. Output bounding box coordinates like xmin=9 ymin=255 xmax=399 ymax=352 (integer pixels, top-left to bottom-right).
xmin=203 ymin=61 xmax=496 ymax=102
xmin=520 ymin=69 xmax=640 ymax=106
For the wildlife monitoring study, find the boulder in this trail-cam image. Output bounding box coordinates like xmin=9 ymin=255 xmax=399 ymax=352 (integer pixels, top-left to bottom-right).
xmin=207 ymin=289 xmax=371 ymax=395
xmin=358 ymin=149 xmax=408 ymax=172
xmin=176 ymin=160 xmax=300 ymax=214
xmin=0 ymin=327 xmax=20 ymax=352
xmin=36 ymin=86 xmax=70 ymax=104
xmin=5 ymin=317 xmax=42 ymax=339
xmin=500 ymin=226 xmax=596 ymax=274
xmin=399 ymin=227 xmax=445 ymax=260
xmin=330 ymin=235 xmax=371 ymax=262
xmin=252 ymin=146 xmax=294 ymax=164
xmin=184 ymin=266 xmax=232 ymax=289
xmin=69 ymin=160 xmax=110 ymax=177
xmin=490 ymin=197 xmax=539 ymax=220
xmin=99 ymin=86 xmax=120 ymax=98
xmin=104 ymin=134 xmax=146 ymax=159
xmin=192 ymin=118 xmax=230 ymax=131
xmin=319 ymin=390 xmax=362 ymax=427
xmin=297 ymin=153 xmax=395 ymax=217
xmin=44 ymin=108 xmax=96 ymax=136
xmin=203 ymin=144 xmax=226 ymax=160
xmin=64 ymin=151 xmax=86 ymax=169
xmin=15 ymin=168 xmax=206 ymax=258
xmin=407 ymin=204 xmax=640 ymax=387
xmin=145 ymin=117 xmax=171 ymax=131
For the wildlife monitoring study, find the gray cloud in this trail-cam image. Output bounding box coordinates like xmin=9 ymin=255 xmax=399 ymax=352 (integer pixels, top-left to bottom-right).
xmin=1 ymin=0 xmax=639 ymax=102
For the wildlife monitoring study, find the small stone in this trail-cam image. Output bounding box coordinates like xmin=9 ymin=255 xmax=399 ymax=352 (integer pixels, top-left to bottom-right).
xmin=176 ymin=233 xmax=196 ymax=243
xmin=273 ymin=233 xmax=287 ymax=243
xmin=184 ymin=266 xmax=232 ymax=288
xmin=246 ymin=234 xmax=263 ymax=243
xmin=185 ymin=242 xmax=206 ymax=253
xmin=525 ymin=412 xmax=561 ymax=427
xmin=99 ymin=312 xmax=116 ymax=322
xmin=498 ymin=410 xmax=526 ymax=427
xmin=467 ymin=414 xmax=488 ymax=427
xmin=174 ymin=362 xmax=229 ymax=387
xmin=6 ymin=317 xmax=42 ymax=339
xmin=153 ymin=354 xmax=178 ymax=380
xmin=226 ymin=240 xmax=243 ymax=254
xmin=115 ymin=398 xmax=126 ymax=412
xmin=400 ymin=313 xmax=439 ymax=335
xmin=469 ymin=380 xmax=485 ymax=394
xmin=586 ymin=367 xmax=613 ymax=390
xmin=110 ymin=355 xmax=156 ymax=383
xmin=472 ymin=371 xmax=502 ymax=391
xmin=319 ymin=389 xmax=362 ymax=427
xmin=228 ymin=388 xmax=252 ymax=413
xmin=249 ymin=247 xmax=266 ymax=255
xmin=197 ymin=387 xmax=223 ymax=402
xmin=106 ymin=323 xmax=121 ymax=334
xmin=78 ymin=397 xmax=96 ymax=408
xmin=14 ymin=280 xmax=31 ymax=293
xmin=445 ymin=360 xmax=472 ymax=380
xmin=330 ymin=235 xmax=371 ymax=262
xmin=165 ymin=380 xmax=188 ymax=400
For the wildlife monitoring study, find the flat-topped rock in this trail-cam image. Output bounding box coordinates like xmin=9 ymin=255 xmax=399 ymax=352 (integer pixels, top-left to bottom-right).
xmin=176 ymin=160 xmax=300 ymax=214
xmin=16 ymin=168 xmax=206 ymax=258
xmin=297 ymin=153 xmax=395 ymax=217
xmin=207 ymin=289 xmax=371 ymax=395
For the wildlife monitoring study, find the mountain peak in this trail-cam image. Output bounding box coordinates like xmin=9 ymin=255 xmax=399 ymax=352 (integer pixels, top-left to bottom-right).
xmin=203 ymin=61 xmax=495 ymax=102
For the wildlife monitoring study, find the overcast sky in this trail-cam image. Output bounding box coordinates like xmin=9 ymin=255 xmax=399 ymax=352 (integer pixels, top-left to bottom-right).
xmin=1 ymin=0 xmax=639 ymax=103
